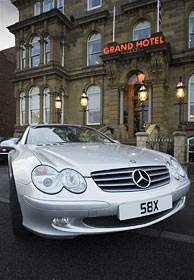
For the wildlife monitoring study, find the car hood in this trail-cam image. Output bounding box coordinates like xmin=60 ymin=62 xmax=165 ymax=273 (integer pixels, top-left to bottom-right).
xmin=28 ymin=143 xmax=167 ymax=176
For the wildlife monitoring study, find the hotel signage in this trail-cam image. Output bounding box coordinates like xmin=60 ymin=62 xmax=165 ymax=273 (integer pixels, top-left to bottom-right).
xmin=103 ymin=35 xmax=165 ymax=55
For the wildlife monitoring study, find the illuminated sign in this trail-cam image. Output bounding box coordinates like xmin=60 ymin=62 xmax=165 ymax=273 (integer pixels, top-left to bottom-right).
xmin=104 ymin=36 xmax=165 ymax=55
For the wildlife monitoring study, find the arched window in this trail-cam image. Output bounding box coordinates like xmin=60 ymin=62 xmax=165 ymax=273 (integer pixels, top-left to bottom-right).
xmin=44 ymin=88 xmax=50 ymax=124
xmin=60 ymin=39 xmax=65 ymax=67
xmin=133 ymin=20 xmax=151 ymax=41
xmin=20 ymin=43 xmax=26 ymax=70
xmin=188 ymin=74 xmax=194 ymax=121
xmin=189 ymin=10 xmax=194 ymax=48
xmin=57 ymin=0 xmax=64 ymax=13
xmin=29 ymin=87 xmax=40 ymax=124
xmin=20 ymin=92 xmax=25 ymax=126
xmin=87 ymin=85 xmax=100 ymax=125
xmin=30 ymin=36 xmax=40 ymax=68
xmin=87 ymin=0 xmax=101 ymax=11
xmin=87 ymin=33 xmax=101 ymax=66
xmin=44 ymin=36 xmax=50 ymax=64
xmin=34 ymin=2 xmax=40 ymax=16
xmin=43 ymin=0 xmax=54 ymax=12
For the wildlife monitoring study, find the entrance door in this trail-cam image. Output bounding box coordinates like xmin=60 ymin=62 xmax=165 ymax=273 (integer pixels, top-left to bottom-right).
xmin=125 ymin=71 xmax=149 ymax=138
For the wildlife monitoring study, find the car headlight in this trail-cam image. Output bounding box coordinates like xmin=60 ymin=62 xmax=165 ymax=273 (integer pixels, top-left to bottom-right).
xmin=32 ymin=165 xmax=62 ymax=194
xmin=59 ymin=169 xmax=87 ymax=194
xmin=166 ymin=157 xmax=185 ymax=180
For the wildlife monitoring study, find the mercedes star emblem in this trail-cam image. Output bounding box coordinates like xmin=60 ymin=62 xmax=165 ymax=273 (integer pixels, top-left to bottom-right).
xmin=132 ymin=169 xmax=151 ymax=189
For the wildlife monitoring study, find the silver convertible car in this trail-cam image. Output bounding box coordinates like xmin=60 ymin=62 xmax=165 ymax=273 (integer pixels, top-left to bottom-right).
xmin=3 ymin=124 xmax=190 ymax=239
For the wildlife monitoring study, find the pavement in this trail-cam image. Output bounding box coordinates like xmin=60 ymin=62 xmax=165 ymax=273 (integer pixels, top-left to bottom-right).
xmin=0 ymin=162 xmax=194 ymax=245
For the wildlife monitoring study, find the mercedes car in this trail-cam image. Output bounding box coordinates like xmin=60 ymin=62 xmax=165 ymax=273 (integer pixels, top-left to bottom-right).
xmin=2 ymin=124 xmax=190 ymax=239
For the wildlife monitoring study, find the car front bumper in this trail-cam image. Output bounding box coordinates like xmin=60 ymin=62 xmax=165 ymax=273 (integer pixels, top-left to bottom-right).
xmin=17 ymin=179 xmax=190 ymax=239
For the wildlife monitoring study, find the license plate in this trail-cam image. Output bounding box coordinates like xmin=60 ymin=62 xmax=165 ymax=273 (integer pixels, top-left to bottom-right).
xmin=118 ymin=195 xmax=172 ymax=221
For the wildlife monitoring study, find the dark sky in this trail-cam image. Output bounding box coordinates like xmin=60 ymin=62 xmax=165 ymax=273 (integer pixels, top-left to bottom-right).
xmin=0 ymin=0 xmax=19 ymax=50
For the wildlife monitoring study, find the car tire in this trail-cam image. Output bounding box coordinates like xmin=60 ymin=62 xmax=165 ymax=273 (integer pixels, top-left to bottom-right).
xmin=9 ymin=173 xmax=29 ymax=236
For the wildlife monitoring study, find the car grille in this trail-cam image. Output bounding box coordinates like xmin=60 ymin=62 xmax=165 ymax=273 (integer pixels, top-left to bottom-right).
xmin=91 ymin=165 xmax=170 ymax=192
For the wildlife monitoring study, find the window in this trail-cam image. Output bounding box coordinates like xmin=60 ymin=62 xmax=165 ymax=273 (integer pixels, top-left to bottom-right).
xmin=20 ymin=43 xmax=26 ymax=70
xmin=133 ymin=20 xmax=151 ymax=41
xmin=30 ymin=36 xmax=40 ymax=68
xmin=87 ymin=0 xmax=101 ymax=11
xmin=44 ymin=36 xmax=50 ymax=64
xmin=43 ymin=0 xmax=54 ymax=12
xmin=87 ymin=85 xmax=100 ymax=125
xmin=34 ymin=2 xmax=40 ymax=16
xmin=29 ymin=87 xmax=40 ymax=124
xmin=188 ymin=74 xmax=194 ymax=121
xmin=20 ymin=92 xmax=25 ymax=125
xmin=44 ymin=88 xmax=50 ymax=124
xmin=87 ymin=33 xmax=101 ymax=66
xmin=60 ymin=39 xmax=65 ymax=66
xmin=57 ymin=0 xmax=64 ymax=13
xmin=189 ymin=10 xmax=194 ymax=48
xmin=187 ymin=137 xmax=194 ymax=162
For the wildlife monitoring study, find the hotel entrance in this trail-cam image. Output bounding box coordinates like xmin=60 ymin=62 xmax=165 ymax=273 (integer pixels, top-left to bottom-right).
xmin=125 ymin=71 xmax=151 ymax=139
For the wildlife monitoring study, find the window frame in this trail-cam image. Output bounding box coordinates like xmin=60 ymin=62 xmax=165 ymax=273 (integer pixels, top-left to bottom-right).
xmin=57 ymin=0 xmax=64 ymax=13
xmin=30 ymin=36 xmax=40 ymax=68
xmin=34 ymin=2 xmax=41 ymax=16
xmin=29 ymin=87 xmax=40 ymax=125
xmin=188 ymin=74 xmax=194 ymax=122
xmin=189 ymin=10 xmax=194 ymax=48
xmin=20 ymin=92 xmax=25 ymax=126
xmin=133 ymin=20 xmax=151 ymax=41
xmin=43 ymin=0 xmax=54 ymax=12
xmin=44 ymin=36 xmax=50 ymax=64
xmin=87 ymin=33 xmax=101 ymax=66
xmin=20 ymin=43 xmax=26 ymax=70
xmin=87 ymin=0 xmax=102 ymax=11
xmin=43 ymin=88 xmax=50 ymax=124
xmin=87 ymin=85 xmax=101 ymax=125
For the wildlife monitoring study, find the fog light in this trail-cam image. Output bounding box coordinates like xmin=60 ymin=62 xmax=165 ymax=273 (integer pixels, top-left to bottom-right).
xmin=53 ymin=217 xmax=70 ymax=227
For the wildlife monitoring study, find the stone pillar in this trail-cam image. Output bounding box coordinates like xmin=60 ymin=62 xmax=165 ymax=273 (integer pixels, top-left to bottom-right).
xmin=173 ymin=131 xmax=187 ymax=164
xmin=15 ymin=97 xmax=20 ymax=126
xmin=39 ymin=91 xmax=44 ymax=124
xmin=152 ymin=80 xmax=166 ymax=133
xmin=25 ymin=43 xmax=30 ymax=69
xmin=136 ymin=132 xmax=148 ymax=149
xmin=109 ymin=86 xmax=120 ymax=138
xmin=118 ymin=83 xmax=127 ymax=140
xmin=26 ymin=93 xmax=29 ymax=125
xmin=120 ymin=89 xmax=124 ymax=125
xmin=39 ymin=39 xmax=44 ymax=66
xmin=49 ymin=92 xmax=56 ymax=123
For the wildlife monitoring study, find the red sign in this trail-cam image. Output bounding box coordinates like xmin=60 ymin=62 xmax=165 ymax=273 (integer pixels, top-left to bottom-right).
xmin=104 ymin=36 xmax=165 ymax=55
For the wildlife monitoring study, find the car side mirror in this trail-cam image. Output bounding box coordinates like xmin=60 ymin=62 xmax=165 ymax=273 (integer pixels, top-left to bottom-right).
xmin=0 ymin=140 xmax=16 ymax=150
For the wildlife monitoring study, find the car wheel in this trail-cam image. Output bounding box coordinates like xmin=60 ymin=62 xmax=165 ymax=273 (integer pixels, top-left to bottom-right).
xmin=9 ymin=174 xmax=29 ymax=236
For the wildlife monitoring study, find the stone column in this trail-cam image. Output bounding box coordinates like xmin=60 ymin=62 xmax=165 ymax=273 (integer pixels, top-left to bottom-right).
xmin=109 ymin=86 xmax=120 ymax=138
xmin=173 ymin=131 xmax=187 ymax=164
xmin=25 ymin=43 xmax=30 ymax=69
xmin=39 ymin=39 xmax=44 ymax=66
xmin=49 ymin=92 xmax=56 ymax=123
xmin=136 ymin=132 xmax=148 ymax=149
xmin=15 ymin=96 xmax=20 ymax=126
xmin=118 ymin=83 xmax=127 ymax=140
xmin=26 ymin=93 xmax=29 ymax=125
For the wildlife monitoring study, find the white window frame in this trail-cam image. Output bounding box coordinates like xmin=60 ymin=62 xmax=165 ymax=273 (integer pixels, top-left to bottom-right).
xmin=20 ymin=43 xmax=26 ymax=70
xmin=87 ymin=0 xmax=102 ymax=11
xmin=44 ymin=36 xmax=50 ymax=64
xmin=29 ymin=87 xmax=40 ymax=125
xmin=43 ymin=88 xmax=50 ymax=124
xmin=133 ymin=20 xmax=151 ymax=41
xmin=57 ymin=0 xmax=64 ymax=13
xmin=189 ymin=10 xmax=194 ymax=48
xmin=87 ymin=33 xmax=101 ymax=66
xmin=30 ymin=36 xmax=40 ymax=68
xmin=188 ymin=74 xmax=194 ymax=122
xmin=187 ymin=137 xmax=194 ymax=162
xmin=20 ymin=92 xmax=25 ymax=126
xmin=87 ymin=85 xmax=101 ymax=125
xmin=34 ymin=2 xmax=41 ymax=16
xmin=43 ymin=0 xmax=54 ymax=12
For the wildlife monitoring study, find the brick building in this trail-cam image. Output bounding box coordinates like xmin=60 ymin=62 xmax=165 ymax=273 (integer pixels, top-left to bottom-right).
xmin=0 ymin=47 xmax=16 ymax=137
xmin=7 ymin=0 xmax=194 ymax=160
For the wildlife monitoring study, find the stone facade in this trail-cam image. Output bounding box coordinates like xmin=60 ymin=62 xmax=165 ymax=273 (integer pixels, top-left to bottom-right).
xmin=8 ymin=0 xmax=194 ymax=149
xmin=0 ymin=47 xmax=16 ymax=137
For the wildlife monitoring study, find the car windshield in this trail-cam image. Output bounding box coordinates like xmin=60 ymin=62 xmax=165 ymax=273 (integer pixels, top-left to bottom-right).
xmin=26 ymin=126 xmax=113 ymax=145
